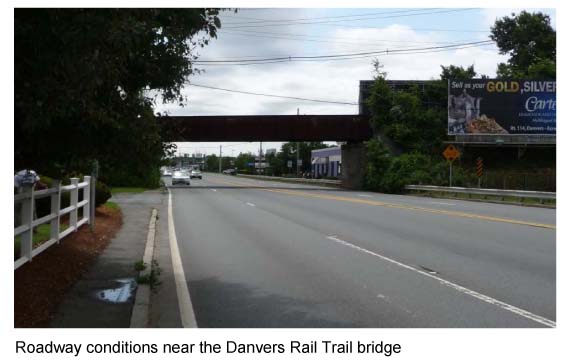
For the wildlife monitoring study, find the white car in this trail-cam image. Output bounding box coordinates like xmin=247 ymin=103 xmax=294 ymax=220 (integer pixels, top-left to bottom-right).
xmin=171 ymin=170 xmax=191 ymax=185
xmin=190 ymin=169 xmax=202 ymax=179
xmin=162 ymin=169 xmax=172 ymax=177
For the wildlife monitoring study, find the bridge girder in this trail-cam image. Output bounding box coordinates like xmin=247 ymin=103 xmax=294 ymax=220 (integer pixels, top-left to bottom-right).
xmin=159 ymin=115 xmax=373 ymax=142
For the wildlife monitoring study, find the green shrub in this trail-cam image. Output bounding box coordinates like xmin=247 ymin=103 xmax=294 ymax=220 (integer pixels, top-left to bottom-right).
xmin=364 ymin=146 xmax=468 ymax=194
xmin=380 ymin=153 xmax=434 ymax=193
xmin=364 ymin=138 xmax=392 ymax=191
xmin=95 ymin=180 xmax=112 ymax=207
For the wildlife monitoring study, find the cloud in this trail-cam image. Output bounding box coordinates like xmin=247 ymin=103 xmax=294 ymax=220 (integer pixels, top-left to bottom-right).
xmin=152 ymin=8 xmax=553 ymax=154
xmin=156 ymin=23 xmax=508 ymax=118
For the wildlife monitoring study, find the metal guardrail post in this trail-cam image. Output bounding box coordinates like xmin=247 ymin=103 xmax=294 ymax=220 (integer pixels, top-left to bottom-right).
xmin=51 ymin=180 xmax=61 ymax=244
xmin=20 ymin=185 xmax=34 ymax=263
xmin=70 ymin=178 xmax=79 ymax=231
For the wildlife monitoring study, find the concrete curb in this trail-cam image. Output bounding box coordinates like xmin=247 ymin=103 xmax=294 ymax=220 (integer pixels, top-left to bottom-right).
xmin=129 ymin=208 xmax=158 ymax=328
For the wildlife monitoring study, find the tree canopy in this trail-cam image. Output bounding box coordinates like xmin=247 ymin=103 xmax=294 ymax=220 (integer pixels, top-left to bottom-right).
xmin=15 ymin=9 xmax=224 ymax=186
xmin=440 ymin=65 xmax=484 ymax=80
xmin=490 ymin=11 xmax=556 ymax=78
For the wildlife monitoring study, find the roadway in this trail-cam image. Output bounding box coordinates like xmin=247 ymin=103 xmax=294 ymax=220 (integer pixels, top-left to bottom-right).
xmin=165 ymin=173 xmax=555 ymax=328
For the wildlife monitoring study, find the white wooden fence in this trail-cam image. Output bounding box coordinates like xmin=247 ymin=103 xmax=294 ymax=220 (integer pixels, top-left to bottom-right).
xmin=14 ymin=176 xmax=92 ymax=270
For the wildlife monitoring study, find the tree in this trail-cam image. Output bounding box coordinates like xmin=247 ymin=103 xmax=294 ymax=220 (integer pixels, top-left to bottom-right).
xmin=205 ymin=154 xmax=219 ymax=172
xmin=367 ymin=74 xmax=446 ymax=153
xmin=15 ymin=9 xmax=225 ymax=186
xmin=235 ymin=152 xmax=254 ymax=172
xmin=364 ymin=138 xmax=391 ymax=190
xmin=440 ymin=65 xmax=477 ymax=80
xmin=490 ymin=11 xmax=556 ymax=78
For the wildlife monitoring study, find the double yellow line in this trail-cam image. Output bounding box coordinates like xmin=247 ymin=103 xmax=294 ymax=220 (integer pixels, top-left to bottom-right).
xmin=206 ymin=176 xmax=556 ymax=230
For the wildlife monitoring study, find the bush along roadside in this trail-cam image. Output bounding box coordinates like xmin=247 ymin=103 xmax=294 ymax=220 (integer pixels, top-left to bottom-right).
xmin=363 ymin=138 xmax=475 ymax=194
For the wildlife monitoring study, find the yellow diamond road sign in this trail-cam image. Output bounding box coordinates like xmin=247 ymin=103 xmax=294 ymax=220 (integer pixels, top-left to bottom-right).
xmin=443 ymin=144 xmax=460 ymax=162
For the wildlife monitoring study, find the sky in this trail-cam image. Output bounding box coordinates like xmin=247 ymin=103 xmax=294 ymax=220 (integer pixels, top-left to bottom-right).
xmin=153 ymin=7 xmax=556 ymax=157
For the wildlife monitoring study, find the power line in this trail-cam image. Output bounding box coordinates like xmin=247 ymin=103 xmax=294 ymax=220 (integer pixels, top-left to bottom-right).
xmin=193 ymin=43 xmax=496 ymax=66
xmin=220 ymin=9 xmax=490 ymax=32
xmin=221 ymin=29 xmax=488 ymax=47
xmin=187 ymin=83 xmax=359 ymax=105
xmin=324 ymin=25 xmax=491 ymax=32
xmin=191 ymin=42 xmax=496 ymax=67
xmin=221 ymin=8 xmax=441 ymax=24
xmin=226 ymin=28 xmax=482 ymax=44
xmin=222 ymin=9 xmax=480 ymax=29
xmin=193 ymin=40 xmax=493 ymax=64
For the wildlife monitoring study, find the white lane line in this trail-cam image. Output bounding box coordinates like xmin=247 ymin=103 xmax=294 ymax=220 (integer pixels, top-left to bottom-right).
xmin=430 ymin=201 xmax=456 ymax=206
xmin=168 ymin=189 xmax=198 ymax=328
xmin=326 ymin=235 xmax=555 ymax=328
xmin=211 ymin=189 xmax=217 ymax=192
xmin=246 ymin=202 xmax=256 ymax=207
xmin=358 ymin=194 xmax=372 ymax=198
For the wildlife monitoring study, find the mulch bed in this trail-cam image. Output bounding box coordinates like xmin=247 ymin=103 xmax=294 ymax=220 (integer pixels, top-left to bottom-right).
xmin=14 ymin=205 xmax=123 ymax=328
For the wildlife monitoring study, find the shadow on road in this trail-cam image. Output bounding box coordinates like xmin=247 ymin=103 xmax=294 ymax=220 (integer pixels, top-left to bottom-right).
xmin=188 ymin=277 xmax=357 ymax=328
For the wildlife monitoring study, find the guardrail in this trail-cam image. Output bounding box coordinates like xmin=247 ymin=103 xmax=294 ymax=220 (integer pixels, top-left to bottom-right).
xmin=14 ymin=176 xmax=92 ymax=270
xmin=405 ymin=185 xmax=556 ymax=201
xmin=235 ymin=174 xmax=342 ymax=187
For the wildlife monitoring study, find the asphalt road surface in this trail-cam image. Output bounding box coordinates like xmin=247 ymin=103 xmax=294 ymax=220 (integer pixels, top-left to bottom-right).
xmin=165 ymin=173 xmax=555 ymax=328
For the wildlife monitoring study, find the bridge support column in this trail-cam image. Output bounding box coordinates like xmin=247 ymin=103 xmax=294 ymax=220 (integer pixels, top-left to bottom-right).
xmin=340 ymin=142 xmax=367 ymax=190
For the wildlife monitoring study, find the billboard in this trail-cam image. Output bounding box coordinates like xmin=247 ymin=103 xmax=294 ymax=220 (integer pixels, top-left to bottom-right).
xmin=448 ymin=79 xmax=556 ymax=135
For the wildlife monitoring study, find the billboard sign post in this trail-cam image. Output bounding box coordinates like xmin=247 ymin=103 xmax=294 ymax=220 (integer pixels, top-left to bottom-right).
xmin=448 ymin=79 xmax=556 ymax=135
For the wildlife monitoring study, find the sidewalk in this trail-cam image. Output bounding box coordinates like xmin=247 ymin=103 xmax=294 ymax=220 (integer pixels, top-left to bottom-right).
xmin=50 ymin=190 xmax=178 ymax=328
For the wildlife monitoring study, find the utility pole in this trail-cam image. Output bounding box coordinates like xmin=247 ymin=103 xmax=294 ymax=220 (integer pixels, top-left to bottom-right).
xmin=219 ymin=145 xmax=222 ymax=173
xmin=259 ymin=141 xmax=263 ymax=175
xmin=296 ymin=108 xmax=300 ymax=177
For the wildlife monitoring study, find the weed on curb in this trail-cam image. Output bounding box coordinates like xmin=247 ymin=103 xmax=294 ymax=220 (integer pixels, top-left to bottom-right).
xmin=136 ymin=259 xmax=161 ymax=290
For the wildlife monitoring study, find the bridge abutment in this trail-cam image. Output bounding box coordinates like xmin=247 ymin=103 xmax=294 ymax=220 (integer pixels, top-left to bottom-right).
xmin=340 ymin=142 xmax=367 ymax=190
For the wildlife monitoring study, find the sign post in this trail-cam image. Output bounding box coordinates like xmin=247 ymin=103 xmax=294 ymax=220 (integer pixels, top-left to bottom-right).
xmin=443 ymin=145 xmax=461 ymax=187
xmin=476 ymin=157 xmax=484 ymax=188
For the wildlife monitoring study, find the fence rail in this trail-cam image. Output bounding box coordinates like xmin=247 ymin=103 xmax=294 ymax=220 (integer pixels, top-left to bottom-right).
xmin=14 ymin=176 xmax=92 ymax=270
xmin=405 ymin=185 xmax=556 ymax=200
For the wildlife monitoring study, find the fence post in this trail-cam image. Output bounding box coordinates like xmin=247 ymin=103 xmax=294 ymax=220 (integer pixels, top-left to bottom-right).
xmin=90 ymin=161 xmax=98 ymax=231
xmin=20 ymin=185 xmax=34 ymax=262
xmin=83 ymin=176 xmax=91 ymax=225
xmin=90 ymin=175 xmax=97 ymax=231
xmin=51 ymin=180 xmax=61 ymax=244
xmin=70 ymin=178 xmax=79 ymax=231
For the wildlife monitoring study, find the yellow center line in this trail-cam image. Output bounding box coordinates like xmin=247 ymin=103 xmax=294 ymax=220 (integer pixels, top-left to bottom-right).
xmin=205 ymin=176 xmax=555 ymax=230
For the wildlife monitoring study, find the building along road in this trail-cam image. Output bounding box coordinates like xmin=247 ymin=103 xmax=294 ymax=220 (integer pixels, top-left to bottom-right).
xmin=165 ymin=173 xmax=555 ymax=328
